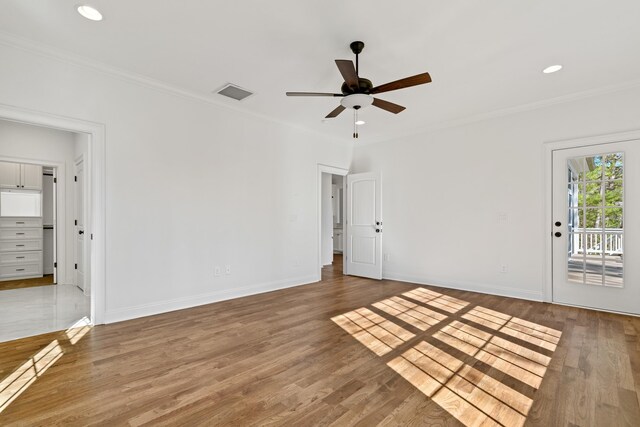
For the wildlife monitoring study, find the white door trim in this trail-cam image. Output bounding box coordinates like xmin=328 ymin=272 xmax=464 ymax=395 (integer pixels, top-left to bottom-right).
xmin=542 ymin=129 xmax=640 ymax=304
xmin=0 ymin=104 xmax=107 ymax=325
xmin=317 ymin=164 xmax=349 ymax=281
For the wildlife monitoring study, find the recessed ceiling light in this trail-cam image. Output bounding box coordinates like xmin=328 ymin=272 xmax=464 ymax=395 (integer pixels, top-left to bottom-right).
xmin=77 ymin=5 xmax=103 ymax=21
xmin=355 ymin=120 xmax=365 ymax=125
xmin=543 ymin=64 xmax=563 ymax=74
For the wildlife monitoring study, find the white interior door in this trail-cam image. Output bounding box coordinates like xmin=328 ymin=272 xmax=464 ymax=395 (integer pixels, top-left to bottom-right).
xmin=346 ymin=172 xmax=382 ymax=279
xmin=552 ymin=140 xmax=639 ymax=314
xmin=52 ymin=168 xmax=57 ymax=283
xmin=75 ymin=159 xmax=85 ymax=292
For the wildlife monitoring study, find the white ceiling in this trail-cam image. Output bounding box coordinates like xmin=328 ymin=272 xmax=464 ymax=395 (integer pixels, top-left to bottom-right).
xmin=1 ymin=1 xmax=640 ymax=143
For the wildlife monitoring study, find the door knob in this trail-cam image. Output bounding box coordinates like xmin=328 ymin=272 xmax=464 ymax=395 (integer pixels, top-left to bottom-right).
xmin=555 ymin=221 xmax=562 ymax=227
xmin=375 ymin=229 xmax=381 ymax=233
xmin=79 ymin=230 xmax=84 ymax=235
xmin=554 ymin=232 xmax=562 ymax=237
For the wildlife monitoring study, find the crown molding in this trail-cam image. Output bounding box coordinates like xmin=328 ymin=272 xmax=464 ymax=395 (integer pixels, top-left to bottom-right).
xmin=358 ymin=77 xmax=640 ymax=147
xmin=2 ymin=30 xmax=639 ymax=149
xmin=0 ymin=30 xmax=344 ymax=145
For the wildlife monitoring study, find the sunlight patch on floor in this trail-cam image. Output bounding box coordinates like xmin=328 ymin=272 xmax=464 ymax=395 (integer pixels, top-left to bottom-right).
xmin=332 ymin=307 xmax=415 ymax=356
xmin=65 ymin=316 xmax=92 ymax=345
xmin=403 ymin=288 xmax=469 ymax=314
xmin=0 ymin=340 xmax=63 ymax=413
xmin=332 ymin=287 xmax=563 ymax=427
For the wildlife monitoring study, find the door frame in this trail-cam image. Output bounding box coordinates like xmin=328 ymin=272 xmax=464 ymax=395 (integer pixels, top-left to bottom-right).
xmin=0 ymin=103 xmax=107 ymax=325
xmin=542 ymin=129 xmax=640 ymax=305
xmin=317 ymin=164 xmax=349 ymax=281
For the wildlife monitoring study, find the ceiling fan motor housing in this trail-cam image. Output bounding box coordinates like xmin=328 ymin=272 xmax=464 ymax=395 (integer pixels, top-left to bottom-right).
xmin=341 ymin=78 xmax=373 ymax=95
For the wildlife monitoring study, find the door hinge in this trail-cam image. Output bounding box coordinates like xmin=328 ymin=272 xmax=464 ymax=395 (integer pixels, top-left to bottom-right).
xmin=54 ymin=262 xmax=57 ymax=268
xmin=53 ymin=177 xmax=57 ymax=183
xmin=91 ymin=233 xmax=93 ymax=240
xmin=75 ymin=219 xmax=77 ymax=226
xmin=74 ymin=175 xmax=77 ymax=182
xmin=75 ymin=263 xmax=78 ymax=270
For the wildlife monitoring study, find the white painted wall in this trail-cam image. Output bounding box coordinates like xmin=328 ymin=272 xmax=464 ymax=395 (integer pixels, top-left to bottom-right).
xmin=352 ymin=86 xmax=640 ymax=301
xmin=0 ymin=119 xmax=76 ymax=284
xmin=0 ymin=43 xmax=352 ymax=323
xmin=321 ymin=173 xmax=333 ymax=266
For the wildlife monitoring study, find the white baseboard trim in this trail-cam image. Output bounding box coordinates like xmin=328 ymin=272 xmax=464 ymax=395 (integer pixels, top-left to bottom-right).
xmin=384 ymin=272 xmax=544 ymax=303
xmin=104 ymin=275 xmax=318 ymax=324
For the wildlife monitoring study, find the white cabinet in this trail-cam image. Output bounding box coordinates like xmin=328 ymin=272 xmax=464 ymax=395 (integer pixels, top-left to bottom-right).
xmin=0 ymin=162 xmax=45 ymax=280
xmin=0 ymin=162 xmax=21 ymax=189
xmin=0 ymin=162 xmax=42 ymax=190
xmin=0 ymin=217 xmax=43 ymax=281
xmin=21 ymin=164 xmax=43 ymax=190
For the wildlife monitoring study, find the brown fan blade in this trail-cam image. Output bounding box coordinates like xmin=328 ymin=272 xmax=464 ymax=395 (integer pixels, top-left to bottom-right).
xmin=370 ymin=72 xmax=432 ymax=94
xmin=286 ymin=92 xmax=343 ymax=97
xmin=372 ymin=98 xmax=406 ymax=114
xmin=325 ymin=105 xmax=346 ymax=118
xmin=335 ymin=60 xmax=358 ymax=89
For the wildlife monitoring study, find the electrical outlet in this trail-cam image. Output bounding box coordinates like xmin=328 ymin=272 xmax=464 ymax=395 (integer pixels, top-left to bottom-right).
xmin=214 ymin=266 xmax=221 ymax=277
xmin=500 ymin=264 xmax=508 ymax=273
xmin=225 ymin=265 xmax=231 ymax=275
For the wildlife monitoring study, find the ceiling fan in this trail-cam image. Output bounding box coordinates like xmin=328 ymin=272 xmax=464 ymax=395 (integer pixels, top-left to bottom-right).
xmin=286 ymin=41 xmax=432 ymax=138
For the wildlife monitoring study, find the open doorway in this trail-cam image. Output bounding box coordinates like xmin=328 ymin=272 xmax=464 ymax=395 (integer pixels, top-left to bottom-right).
xmin=0 ymin=119 xmax=92 ymax=342
xmin=320 ymin=170 xmax=347 ymax=280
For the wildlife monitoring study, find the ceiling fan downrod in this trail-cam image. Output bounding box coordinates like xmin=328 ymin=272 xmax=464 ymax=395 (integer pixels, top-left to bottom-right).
xmin=350 ymin=41 xmax=364 ymax=81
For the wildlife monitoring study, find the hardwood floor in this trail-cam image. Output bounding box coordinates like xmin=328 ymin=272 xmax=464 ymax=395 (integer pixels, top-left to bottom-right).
xmin=0 ymin=275 xmax=54 ymax=292
xmin=1 ymin=258 xmax=639 ymax=426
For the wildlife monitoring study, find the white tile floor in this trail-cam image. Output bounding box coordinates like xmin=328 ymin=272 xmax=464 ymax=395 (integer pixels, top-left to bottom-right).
xmin=0 ymin=284 xmax=90 ymax=342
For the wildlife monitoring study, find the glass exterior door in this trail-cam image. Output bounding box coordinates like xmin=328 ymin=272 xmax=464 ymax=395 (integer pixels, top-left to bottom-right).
xmin=552 ymin=140 xmax=639 ymax=314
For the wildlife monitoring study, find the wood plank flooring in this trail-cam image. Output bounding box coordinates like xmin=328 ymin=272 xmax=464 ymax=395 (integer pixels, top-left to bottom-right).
xmin=0 ymin=275 xmax=54 ymax=292
xmin=1 ymin=257 xmax=639 ymax=426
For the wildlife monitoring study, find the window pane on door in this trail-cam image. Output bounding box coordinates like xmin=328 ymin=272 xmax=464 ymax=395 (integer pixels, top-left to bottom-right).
xmin=567 ymin=232 xmax=585 ymax=284
xmin=604 ymin=180 xmax=623 ymax=207
xmin=566 ymin=152 xmax=624 ymax=287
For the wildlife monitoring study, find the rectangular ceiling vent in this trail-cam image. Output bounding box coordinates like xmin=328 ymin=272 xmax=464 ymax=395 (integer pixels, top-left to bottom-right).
xmin=216 ymin=84 xmax=254 ymax=101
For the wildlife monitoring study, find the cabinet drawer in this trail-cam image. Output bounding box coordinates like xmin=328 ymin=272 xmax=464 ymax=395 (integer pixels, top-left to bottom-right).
xmin=0 ymin=251 xmax=42 ymax=265
xmin=0 ymin=240 xmax=42 ymax=252
xmin=0 ymin=262 xmax=43 ymax=279
xmin=0 ymin=228 xmax=42 ymax=240
xmin=0 ymin=217 xmax=43 ymax=228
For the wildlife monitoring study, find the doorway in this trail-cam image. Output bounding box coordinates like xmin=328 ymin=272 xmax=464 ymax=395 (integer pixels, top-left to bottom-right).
xmin=321 ymin=172 xmax=346 ymax=279
xmin=0 ymin=117 xmax=96 ymax=341
xmin=0 ymin=103 xmax=106 ymax=328
xmin=317 ymin=165 xmax=348 ymax=280
xmin=550 ymin=136 xmax=639 ymax=314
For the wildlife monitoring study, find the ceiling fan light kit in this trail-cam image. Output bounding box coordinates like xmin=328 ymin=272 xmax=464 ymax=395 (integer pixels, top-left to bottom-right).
xmin=341 ymin=93 xmax=373 ymax=109
xmin=286 ymin=41 xmax=432 ymax=138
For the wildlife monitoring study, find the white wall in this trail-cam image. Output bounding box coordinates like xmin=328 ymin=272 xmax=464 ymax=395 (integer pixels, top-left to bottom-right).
xmin=352 ymin=86 xmax=640 ymax=301
xmin=0 ymin=119 xmax=76 ymax=284
xmin=0 ymin=43 xmax=351 ymax=323
xmin=321 ymin=173 xmax=333 ymax=265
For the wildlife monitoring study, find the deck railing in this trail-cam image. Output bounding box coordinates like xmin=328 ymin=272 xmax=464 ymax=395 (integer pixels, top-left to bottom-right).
xmin=572 ymin=228 xmax=623 ymax=255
